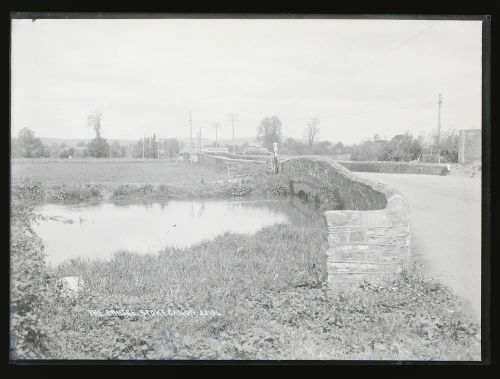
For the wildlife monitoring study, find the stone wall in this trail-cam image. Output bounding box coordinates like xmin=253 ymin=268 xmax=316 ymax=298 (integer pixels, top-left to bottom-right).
xmin=280 ymin=156 xmax=410 ymax=291
xmin=458 ymin=129 xmax=481 ymax=164
xmin=335 ymin=160 xmax=450 ymax=176
xmin=202 ymin=151 xmax=269 ymax=161
xmin=197 ymin=153 xmax=269 ymax=178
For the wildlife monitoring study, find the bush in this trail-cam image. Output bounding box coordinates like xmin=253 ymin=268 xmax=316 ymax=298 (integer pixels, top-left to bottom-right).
xmin=112 ymin=184 xmax=154 ymax=199
xmin=264 ymin=175 xmax=290 ymax=197
xmin=12 ymin=180 xmax=44 ymax=205
xmin=10 ymin=183 xmax=58 ymax=358
xmin=224 ymin=183 xmax=253 ymax=197
xmin=351 ymin=132 xmax=423 ymax=162
xmin=51 ymin=184 xmax=103 ymax=203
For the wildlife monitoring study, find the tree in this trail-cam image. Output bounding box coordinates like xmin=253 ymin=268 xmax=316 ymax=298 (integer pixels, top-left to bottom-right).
xmin=86 ymin=111 xmax=110 ymax=158
xmin=256 ymin=116 xmax=282 ymax=151
xmin=59 ymin=146 xmax=74 ymax=158
xmin=333 ymin=142 xmax=345 ymax=155
xmin=312 ymin=140 xmax=332 ymax=155
xmin=304 ymin=118 xmax=320 ymax=147
xmin=13 ymin=128 xmax=49 ymax=158
xmin=87 ymin=111 xmax=103 ymax=138
xmin=162 ymin=138 xmax=180 ymax=157
xmin=110 ymin=141 xmax=126 ymax=158
xmin=421 ymin=129 xmax=459 ymax=163
xmin=282 ymin=138 xmax=307 ymax=155
xmin=87 ymin=138 xmax=110 ymax=158
xmin=351 ymin=139 xmax=386 ymax=161
xmin=436 ymin=130 xmax=459 ymax=163
xmin=379 ymin=132 xmax=422 ymax=162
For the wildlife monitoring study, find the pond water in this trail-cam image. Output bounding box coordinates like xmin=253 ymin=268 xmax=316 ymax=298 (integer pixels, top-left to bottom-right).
xmin=35 ymin=198 xmax=322 ymax=266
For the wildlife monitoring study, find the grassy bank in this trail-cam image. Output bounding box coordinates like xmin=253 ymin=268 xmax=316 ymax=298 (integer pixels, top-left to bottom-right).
xmin=12 ymin=167 xmax=290 ymax=205
xmin=49 ymin=235 xmax=480 ymax=360
xmin=11 ymin=158 xmax=231 ymax=187
xmin=11 ymin=186 xmax=480 ymax=360
xmin=10 ymin=160 xmax=480 ymax=360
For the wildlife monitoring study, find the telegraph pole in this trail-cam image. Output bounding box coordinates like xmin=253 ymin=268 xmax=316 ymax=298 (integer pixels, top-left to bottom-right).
xmin=198 ymin=127 xmax=202 ymax=152
xmin=213 ymin=123 xmax=219 ymax=147
xmin=142 ymin=136 xmax=145 ymax=159
xmin=230 ymin=113 xmax=237 ymax=153
xmin=437 ymin=94 xmax=442 ymax=163
xmin=157 ymin=134 xmax=160 ymax=160
xmin=189 ymin=112 xmax=193 ymax=152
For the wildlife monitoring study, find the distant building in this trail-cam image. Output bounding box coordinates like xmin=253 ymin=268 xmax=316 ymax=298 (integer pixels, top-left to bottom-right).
xmin=458 ymin=129 xmax=481 ymax=164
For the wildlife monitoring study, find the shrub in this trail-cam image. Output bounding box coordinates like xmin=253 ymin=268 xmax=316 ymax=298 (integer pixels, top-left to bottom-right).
xmin=224 ymin=183 xmax=253 ymax=198
xmin=112 ymin=184 xmax=154 ymax=199
xmin=51 ymin=184 xmax=103 ymax=203
xmin=11 ymin=180 xmax=44 ymax=204
xmin=264 ymin=175 xmax=290 ymax=197
xmin=10 ymin=183 xmax=58 ymax=358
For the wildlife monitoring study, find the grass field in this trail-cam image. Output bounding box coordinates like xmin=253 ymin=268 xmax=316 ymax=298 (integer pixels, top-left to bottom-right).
xmin=11 ymin=158 xmax=231 ymax=187
xmin=9 ymin=158 xmax=481 ymax=360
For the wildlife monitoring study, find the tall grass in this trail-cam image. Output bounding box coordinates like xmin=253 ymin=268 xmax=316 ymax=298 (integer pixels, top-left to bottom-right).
xmin=10 ymin=178 xmax=480 ymax=360
xmin=50 ymin=184 xmax=103 ymax=202
xmin=49 ymin=223 xmax=480 ymax=360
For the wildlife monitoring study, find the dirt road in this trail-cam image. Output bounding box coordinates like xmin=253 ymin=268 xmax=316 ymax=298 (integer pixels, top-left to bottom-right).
xmin=356 ymin=172 xmax=482 ymax=321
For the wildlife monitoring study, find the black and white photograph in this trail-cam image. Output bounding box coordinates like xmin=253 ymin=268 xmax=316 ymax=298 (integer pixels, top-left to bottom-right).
xmin=9 ymin=14 xmax=488 ymax=362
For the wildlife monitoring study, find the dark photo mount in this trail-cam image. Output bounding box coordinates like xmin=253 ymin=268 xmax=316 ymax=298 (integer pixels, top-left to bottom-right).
xmin=4 ymin=4 xmax=493 ymax=366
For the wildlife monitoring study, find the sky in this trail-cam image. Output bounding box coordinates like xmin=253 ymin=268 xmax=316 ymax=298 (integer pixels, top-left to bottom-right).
xmin=11 ymin=18 xmax=482 ymax=145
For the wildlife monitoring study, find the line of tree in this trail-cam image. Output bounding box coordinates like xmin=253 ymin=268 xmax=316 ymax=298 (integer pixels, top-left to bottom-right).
xmin=280 ymin=138 xmax=348 ymax=156
xmin=255 ymin=116 xmax=347 ymax=156
xmin=350 ymin=130 xmax=459 ymax=163
xmin=132 ymin=135 xmax=181 ymax=158
xmin=11 ymin=128 xmax=50 ymax=158
xmin=12 ymin=113 xmax=460 ymax=163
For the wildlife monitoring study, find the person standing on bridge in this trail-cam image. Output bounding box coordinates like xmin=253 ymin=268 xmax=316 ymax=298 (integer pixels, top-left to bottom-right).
xmin=273 ymin=142 xmax=279 ymax=174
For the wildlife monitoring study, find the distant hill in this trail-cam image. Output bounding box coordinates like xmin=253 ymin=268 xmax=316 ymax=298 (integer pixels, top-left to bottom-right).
xmin=180 ymin=137 xmax=258 ymax=146
xmin=36 ymin=136 xmax=261 ymax=148
xmin=39 ymin=137 xmax=136 ymax=147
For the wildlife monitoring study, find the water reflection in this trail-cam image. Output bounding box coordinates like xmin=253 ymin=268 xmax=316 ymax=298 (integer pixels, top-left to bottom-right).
xmin=34 ymin=198 xmax=322 ymax=266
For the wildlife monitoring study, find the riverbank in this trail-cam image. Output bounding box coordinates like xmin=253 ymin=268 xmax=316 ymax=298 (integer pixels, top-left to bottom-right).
xmin=49 ymin=240 xmax=480 ymax=360
xmin=10 ymin=159 xmax=481 ymax=360
xmin=12 ymin=158 xmax=288 ymax=204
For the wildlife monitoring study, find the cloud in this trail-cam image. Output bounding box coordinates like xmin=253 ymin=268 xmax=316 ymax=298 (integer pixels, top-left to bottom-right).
xmin=11 ymin=18 xmax=482 ymax=144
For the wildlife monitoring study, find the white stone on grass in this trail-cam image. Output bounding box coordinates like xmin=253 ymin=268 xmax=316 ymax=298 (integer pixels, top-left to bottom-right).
xmin=56 ymin=276 xmax=84 ymax=299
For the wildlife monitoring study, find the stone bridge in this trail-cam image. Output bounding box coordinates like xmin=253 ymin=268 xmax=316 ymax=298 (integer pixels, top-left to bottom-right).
xmin=280 ymin=156 xmax=411 ymax=290
xmin=197 ymin=153 xmax=269 ymax=178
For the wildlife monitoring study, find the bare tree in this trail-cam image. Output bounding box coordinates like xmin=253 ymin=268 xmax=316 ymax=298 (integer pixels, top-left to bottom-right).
xmin=86 ymin=110 xmax=109 ymax=157
xmin=87 ymin=110 xmax=103 ymax=138
xmin=412 ymin=131 xmax=436 ymax=163
xmin=304 ymin=118 xmax=320 ymax=147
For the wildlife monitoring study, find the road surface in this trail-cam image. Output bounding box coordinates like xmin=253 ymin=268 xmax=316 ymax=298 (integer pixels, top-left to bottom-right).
xmin=356 ymin=172 xmax=481 ymax=321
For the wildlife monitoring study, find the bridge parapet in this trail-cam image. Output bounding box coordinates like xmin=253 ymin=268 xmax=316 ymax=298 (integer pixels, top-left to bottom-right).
xmin=280 ymin=156 xmax=411 ymax=291
xmin=197 ymin=153 xmax=270 ymax=178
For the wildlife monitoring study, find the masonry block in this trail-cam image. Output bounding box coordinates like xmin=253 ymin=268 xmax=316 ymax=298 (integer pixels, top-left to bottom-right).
xmin=328 ymin=233 xmax=349 ymax=244
xmin=349 ymin=229 xmax=366 ymax=242
xmin=328 ymin=250 xmax=370 ymax=262
xmin=325 ymin=211 xmax=361 ymax=226
xmin=280 ymin=156 xmax=411 ymax=292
